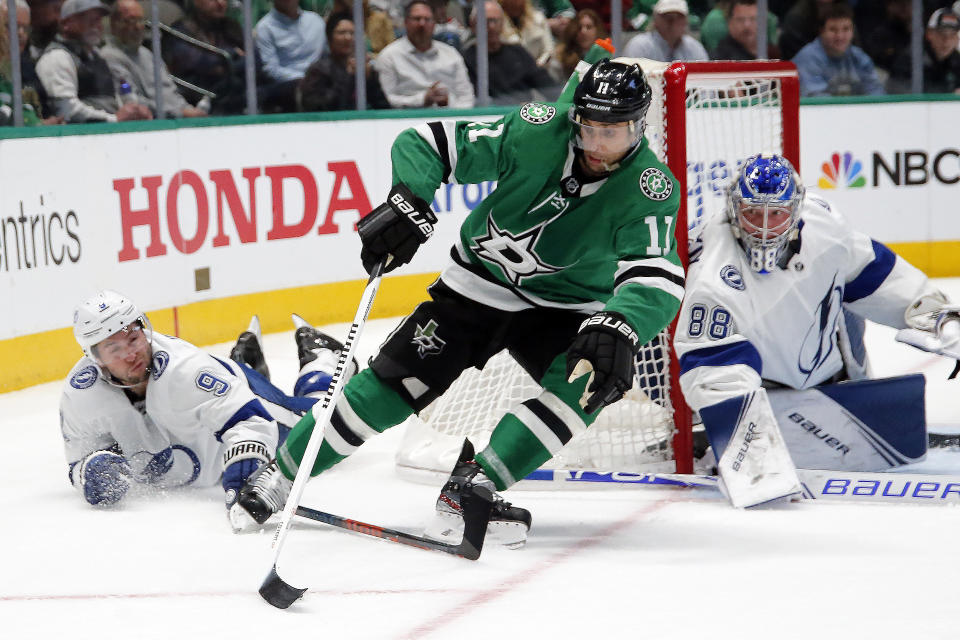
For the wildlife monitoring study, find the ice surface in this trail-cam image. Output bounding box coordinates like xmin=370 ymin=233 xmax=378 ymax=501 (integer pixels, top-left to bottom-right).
xmin=3 ymin=282 xmax=960 ymax=639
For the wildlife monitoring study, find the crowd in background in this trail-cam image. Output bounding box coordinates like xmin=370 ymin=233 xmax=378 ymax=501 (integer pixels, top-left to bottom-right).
xmin=2 ymin=0 xmax=960 ymax=126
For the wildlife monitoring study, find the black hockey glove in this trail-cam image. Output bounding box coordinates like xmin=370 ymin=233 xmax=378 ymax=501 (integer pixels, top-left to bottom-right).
xmin=357 ymin=182 xmax=438 ymax=275
xmin=565 ymin=311 xmax=640 ymax=415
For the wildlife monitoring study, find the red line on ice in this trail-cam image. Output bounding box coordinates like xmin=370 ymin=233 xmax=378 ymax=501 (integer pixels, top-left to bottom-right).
xmin=398 ymin=499 xmax=672 ymax=640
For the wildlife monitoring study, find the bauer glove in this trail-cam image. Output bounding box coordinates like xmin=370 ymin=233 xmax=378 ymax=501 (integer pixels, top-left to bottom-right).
xmin=357 ymin=182 xmax=437 ymax=275
xmin=566 ymin=311 xmax=640 ymax=415
xmin=222 ymin=440 xmax=270 ymax=532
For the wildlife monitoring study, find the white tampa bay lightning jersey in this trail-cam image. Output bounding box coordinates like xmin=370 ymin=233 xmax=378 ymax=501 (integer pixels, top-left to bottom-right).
xmin=674 ymin=193 xmax=933 ymax=412
xmin=59 ymin=333 xmax=295 ymax=489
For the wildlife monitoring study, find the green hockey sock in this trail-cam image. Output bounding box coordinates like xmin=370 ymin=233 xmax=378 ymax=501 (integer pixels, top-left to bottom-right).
xmin=276 ymin=368 xmax=415 ymax=479
xmin=476 ymin=354 xmax=596 ymax=490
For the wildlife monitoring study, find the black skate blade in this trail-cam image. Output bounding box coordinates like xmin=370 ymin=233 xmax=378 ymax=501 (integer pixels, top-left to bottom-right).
xmin=259 ymin=565 xmax=307 ymax=609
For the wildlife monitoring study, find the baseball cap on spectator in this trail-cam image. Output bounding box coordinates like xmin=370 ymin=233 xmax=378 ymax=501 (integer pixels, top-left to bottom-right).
xmin=927 ymin=8 xmax=960 ymax=31
xmin=59 ymin=0 xmax=110 ymax=20
xmin=653 ymin=0 xmax=688 ymax=16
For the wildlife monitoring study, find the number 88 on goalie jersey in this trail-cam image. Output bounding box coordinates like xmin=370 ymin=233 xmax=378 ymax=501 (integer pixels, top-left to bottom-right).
xmin=674 ymin=193 xmax=931 ymax=412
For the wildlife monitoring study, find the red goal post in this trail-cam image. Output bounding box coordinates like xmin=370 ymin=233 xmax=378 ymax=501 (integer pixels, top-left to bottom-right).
xmin=655 ymin=60 xmax=800 ymax=472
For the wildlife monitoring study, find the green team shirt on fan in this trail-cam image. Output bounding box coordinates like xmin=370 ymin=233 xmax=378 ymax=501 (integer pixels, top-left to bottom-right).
xmin=390 ymin=101 xmax=685 ymax=345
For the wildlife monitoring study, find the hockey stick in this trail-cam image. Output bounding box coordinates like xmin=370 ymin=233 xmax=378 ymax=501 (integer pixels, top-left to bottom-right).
xmin=929 ymin=432 xmax=960 ymax=449
xmin=259 ymin=261 xmax=386 ymax=610
xmin=525 ymin=468 xmax=960 ymax=504
xmin=292 ymin=484 xmax=494 ymax=560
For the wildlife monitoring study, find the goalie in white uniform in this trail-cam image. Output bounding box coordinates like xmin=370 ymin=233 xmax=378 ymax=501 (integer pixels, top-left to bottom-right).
xmin=60 ymin=290 xmax=351 ymax=530
xmin=674 ymin=154 xmax=960 ymax=508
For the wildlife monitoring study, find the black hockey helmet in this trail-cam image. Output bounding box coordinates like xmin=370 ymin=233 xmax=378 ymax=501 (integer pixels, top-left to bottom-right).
xmin=569 ymin=59 xmax=652 ymax=172
xmin=571 ymin=59 xmax=652 ymax=125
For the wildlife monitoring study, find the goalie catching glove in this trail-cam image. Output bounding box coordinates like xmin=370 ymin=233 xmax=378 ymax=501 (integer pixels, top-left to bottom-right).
xmin=896 ymin=291 xmax=960 ymax=378
xmin=357 ymin=182 xmax=437 ymax=275
xmin=566 ymin=311 xmax=639 ymax=415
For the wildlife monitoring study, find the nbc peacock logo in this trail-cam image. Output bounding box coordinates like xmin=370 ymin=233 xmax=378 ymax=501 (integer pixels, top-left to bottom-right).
xmin=818 ymin=152 xmax=867 ymax=189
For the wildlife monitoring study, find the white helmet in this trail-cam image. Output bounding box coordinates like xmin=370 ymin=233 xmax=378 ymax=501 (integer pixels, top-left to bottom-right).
xmin=73 ymin=290 xmax=148 ymax=359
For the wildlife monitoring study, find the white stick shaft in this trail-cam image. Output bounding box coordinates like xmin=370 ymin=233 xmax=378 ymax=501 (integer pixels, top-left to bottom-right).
xmin=270 ymin=267 xmax=383 ymax=563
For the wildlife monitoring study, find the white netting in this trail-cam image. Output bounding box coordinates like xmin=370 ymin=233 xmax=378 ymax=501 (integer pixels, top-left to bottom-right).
xmin=643 ymin=64 xmax=787 ymax=240
xmin=396 ymin=62 xmax=793 ymax=478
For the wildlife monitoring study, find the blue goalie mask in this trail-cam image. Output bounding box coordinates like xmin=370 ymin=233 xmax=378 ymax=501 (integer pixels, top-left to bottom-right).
xmin=727 ymin=154 xmax=804 ymax=274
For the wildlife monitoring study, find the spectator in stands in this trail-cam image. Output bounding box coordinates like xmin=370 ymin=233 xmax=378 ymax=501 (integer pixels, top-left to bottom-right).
xmin=6 ymin=0 xmax=31 ymax=56
xmin=548 ymin=8 xmax=605 ymax=81
xmin=27 ymin=0 xmax=61 ymax=60
xmin=792 ymin=3 xmax=884 ymax=96
xmin=255 ymin=0 xmax=326 ymax=83
xmin=36 ymin=0 xmax=152 ymax=122
xmin=163 ymin=0 xmax=247 ymax=113
xmin=331 ymin=0 xmax=395 ymax=54
xmin=889 ymin=8 xmax=960 ymax=93
xmin=861 ymin=0 xmax=912 ymax=77
xmin=622 ymin=0 xmax=709 ymax=62
xmin=100 ymin=0 xmax=207 ymax=118
xmin=701 ymin=0 xmax=778 ymax=56
xmin=298 ymin=12 xmax=390 ymax=110
xmin=711 ymin=0 xmax=780 ymax=60
xmin=3 ymin=0 xmax=58 ymax=122
xmin=499 ymin=0 xmax=554 ymax=66
xmin=534 ymin=0 xmax=573 ymax=38
xmin=779 ymin=0 xmax=837 ymax=61
xmin=463 ymin=0 xmax=555 ymax=103
xmin=374 ymin=0 xmax=474 ymax=108
xmin=568 ymin=0 xmax=629 ymax=34
xmin=430 ymin=0 xmax=469 ymax=50
xmin=0 ymin=1 xmax=40 ymax=124
xmin=228 ymin=0 xmax=330 ymax=29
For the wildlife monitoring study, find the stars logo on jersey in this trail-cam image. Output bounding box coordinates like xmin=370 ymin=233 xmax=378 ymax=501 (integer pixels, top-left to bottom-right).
xmin=639 ymin=168 xmax=673 ymax=201
xmin=472 ymin=215 xmax=563 ymax=286
xmin=412 ymin=319 xmax=446 ymax=358
xmin=519 ymin=102 xmax=556 ymax=124
xmin=70 ymin=365 xmax=99 ymax=389
xmin=720 ymin=265 xmax=745 ymax=291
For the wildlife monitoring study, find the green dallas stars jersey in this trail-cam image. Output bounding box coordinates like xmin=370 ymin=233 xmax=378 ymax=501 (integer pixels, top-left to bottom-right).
xmin=390 ymin=101 xmax=685 ymax=346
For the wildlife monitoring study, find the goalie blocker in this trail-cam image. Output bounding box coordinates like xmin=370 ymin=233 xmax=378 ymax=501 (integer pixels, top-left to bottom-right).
xmin=700 ymin=374 xmax=928 ymax=508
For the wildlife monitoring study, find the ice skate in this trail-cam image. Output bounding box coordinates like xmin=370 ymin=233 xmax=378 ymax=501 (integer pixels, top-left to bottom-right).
xmin=238 ymin=460 xmax=292 ymax=524
xmin=425 ymin=439 xmax=531 ymax=549
xmin=292 ymin=314 xmax=359 ymax=371
xmin=229 ymin=315 xmax=270 ymax=380
xmin=291 ymin=314 xmax=359 ymax=398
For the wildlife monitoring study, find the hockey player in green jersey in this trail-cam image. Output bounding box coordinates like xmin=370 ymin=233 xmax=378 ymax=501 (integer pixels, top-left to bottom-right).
xmin=238 ymin=57 xmax=685 ymax=547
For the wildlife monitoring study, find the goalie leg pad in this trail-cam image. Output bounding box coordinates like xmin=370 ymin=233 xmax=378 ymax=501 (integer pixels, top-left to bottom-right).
xmin=701 ymin=389 xmax=802 ymax=508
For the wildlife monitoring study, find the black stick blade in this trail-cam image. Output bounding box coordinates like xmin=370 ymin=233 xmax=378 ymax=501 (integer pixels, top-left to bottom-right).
xmin=457 ymin=485 xmax=495 ymax=560
xmin=259 ymin=565 xmax=307 ymax=609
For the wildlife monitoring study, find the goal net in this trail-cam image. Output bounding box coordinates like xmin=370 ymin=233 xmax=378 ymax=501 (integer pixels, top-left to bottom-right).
xmin=396 ymin=60 xmax=800 ymax=481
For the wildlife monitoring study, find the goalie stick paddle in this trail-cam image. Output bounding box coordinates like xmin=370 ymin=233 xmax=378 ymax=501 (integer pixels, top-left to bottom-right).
xmin=525 ymin=469 xmax=960 ymax=505
xmin=260 ymin=260 xmax=385 ymax=610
